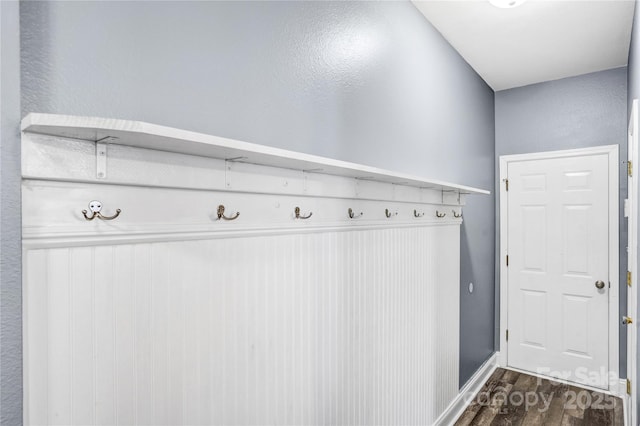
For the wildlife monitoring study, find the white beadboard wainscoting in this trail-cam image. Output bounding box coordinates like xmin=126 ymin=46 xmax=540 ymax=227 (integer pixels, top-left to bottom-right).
xmin=21 ymin=114 xmax=489 ymax=425
xmin=25 ymin=226 xmax=459 ymax=425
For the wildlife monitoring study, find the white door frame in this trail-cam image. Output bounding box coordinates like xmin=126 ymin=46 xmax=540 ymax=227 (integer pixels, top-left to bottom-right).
xmin=498 ymin=145 xmax=620 ymax=393
xmin=627 ymin=99 xmax=638 ymax=426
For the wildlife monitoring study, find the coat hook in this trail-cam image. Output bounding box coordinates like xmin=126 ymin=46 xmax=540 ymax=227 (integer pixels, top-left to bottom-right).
xmin=385 ymin=208 xmax=397 ymax=218
xmin=436 ymin=210 xmax=446 ymax=218
xmin=81 ymin=200 xmax=121 ymax=221
xmin=348 ymin=208 xmax=363 ymax=219
xmin=295 ymin=206 xmax=312 ymax=219
xmin=452 ymin=210 xmax=462 ymax=218
xmin=217 ymin=204 xmax=240 ymax=221
xmin=413 ymin=209 xmax=424 ymax=218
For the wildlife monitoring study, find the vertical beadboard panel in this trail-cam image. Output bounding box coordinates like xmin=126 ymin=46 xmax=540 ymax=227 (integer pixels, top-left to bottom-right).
xmin=114 ymin=245 xmax=136 ymax=425
xmin=94 ymin=246 xmax=116 ymax=425
xmin=70 ymin=247 xmax=94 ymax=425
xmin=150 ymin=243 xmax=169 ymax=426
xmin=24 ymin=250 xmax=48 ymax=426
xmin=48 ymin=248 xmax=71 ymax=426
xmin=167 ymin=242 xmax=185 ymax=426
xmin=24 ymin=224 xmax=460 ymax=425
xmin=134 ymin=244 xmax=153 ymax=425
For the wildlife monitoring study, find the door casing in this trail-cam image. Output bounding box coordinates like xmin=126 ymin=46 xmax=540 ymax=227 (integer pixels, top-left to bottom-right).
xmin=498 ymin=145 xmax=620 ymax=393
xmin=627 ymin=99 xmax=638 ymax=426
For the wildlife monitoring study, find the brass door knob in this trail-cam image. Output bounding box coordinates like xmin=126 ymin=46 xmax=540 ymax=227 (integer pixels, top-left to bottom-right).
xmin=595 ymin=280 xmax=605 ymax=289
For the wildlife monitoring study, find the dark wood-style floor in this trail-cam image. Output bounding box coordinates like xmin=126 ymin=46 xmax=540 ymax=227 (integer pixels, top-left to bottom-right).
xmin=454 ymin=368 xmax=624 ymax=426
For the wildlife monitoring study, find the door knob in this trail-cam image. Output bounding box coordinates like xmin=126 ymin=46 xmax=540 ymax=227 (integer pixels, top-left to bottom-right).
xmin=595 ymin=280 xmax=605 ymax=289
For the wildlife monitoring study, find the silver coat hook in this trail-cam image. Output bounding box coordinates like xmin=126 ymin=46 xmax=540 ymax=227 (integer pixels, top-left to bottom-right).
xmin=295 ymin=206 xmax=312 ymax=219
xmin=82 ymin=200 xmax=121 ymax=221
xmin=414 ymin=209 xmax=424 ymax=218
xmin=217 ymin=204 xmax=240 ymax=221
xmin=348 ymin=208 xmax=363 ymax=219
xmin=452 ymin=210 xmax=462 ymax=218
xmin=385 ymin=209 xmax=397 ymax=218
xmin=436 ymin=211 xmax=446 ymax=218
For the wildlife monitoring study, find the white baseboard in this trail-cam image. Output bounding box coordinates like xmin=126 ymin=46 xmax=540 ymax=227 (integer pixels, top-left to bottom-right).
xmin=434 ymin=352 xmax=498 ymax=426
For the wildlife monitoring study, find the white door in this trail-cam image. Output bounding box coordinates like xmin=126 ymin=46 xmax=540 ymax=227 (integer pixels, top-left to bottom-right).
xmin=507 ymin=153 xmax=610 ymax=389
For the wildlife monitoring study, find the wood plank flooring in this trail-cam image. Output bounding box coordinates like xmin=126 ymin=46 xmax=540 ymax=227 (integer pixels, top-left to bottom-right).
xmin=454 ymin=368 xmax=624 ymax=426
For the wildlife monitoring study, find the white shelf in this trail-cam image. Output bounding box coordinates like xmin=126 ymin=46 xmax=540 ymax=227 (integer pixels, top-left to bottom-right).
xmin=21 ymin=113 xmax=490 ymax=195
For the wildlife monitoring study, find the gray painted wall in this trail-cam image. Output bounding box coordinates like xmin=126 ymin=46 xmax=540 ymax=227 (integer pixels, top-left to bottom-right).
xmin=627 ymin=0 xmax=639 ymax=419
xmin=19 ymin=0 xmax=496 ymax=407
xmin=0 ymin=1 xmax=22 ymax=424
xmin=495 ymin=67 xmax=629 ymax=376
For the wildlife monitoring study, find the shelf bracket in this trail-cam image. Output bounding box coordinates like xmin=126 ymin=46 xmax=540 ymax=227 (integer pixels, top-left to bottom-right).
xmin=442 ymin=190 xmax=460 ymax=205
xmin=95 ymin=141 xmax=107 ymax=179
xmin=95 ymin=136 xmax=118 ymax=179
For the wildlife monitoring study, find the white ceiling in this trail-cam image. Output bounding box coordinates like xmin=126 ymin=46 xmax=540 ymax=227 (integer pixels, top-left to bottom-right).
xmin=412 ymin=0 xmax=636 ymax=91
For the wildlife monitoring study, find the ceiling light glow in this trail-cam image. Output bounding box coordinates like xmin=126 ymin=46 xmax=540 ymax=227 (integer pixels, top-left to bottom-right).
xmin=489 ymin=0 xmax=527 ymax=8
